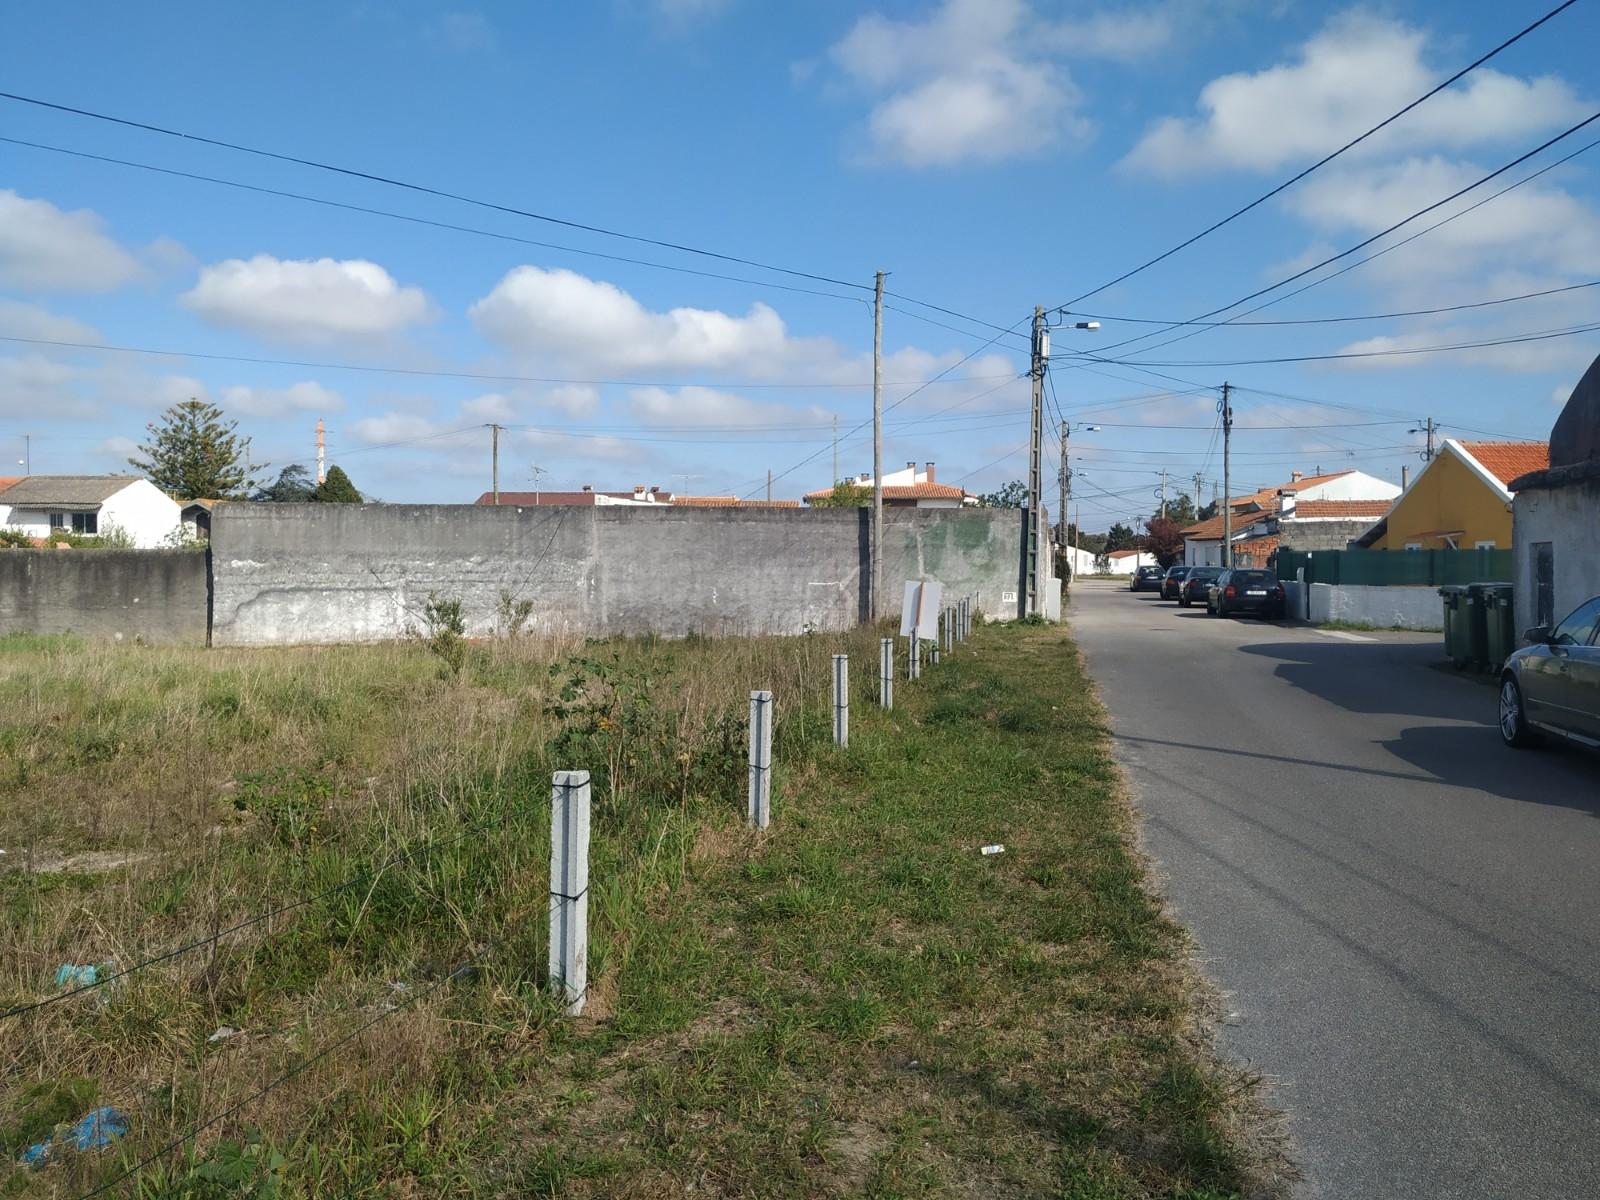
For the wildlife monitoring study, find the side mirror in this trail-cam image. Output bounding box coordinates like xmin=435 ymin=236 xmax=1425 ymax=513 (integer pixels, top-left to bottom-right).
xmin=1523 ymin=626 xmax=1551 ymax=645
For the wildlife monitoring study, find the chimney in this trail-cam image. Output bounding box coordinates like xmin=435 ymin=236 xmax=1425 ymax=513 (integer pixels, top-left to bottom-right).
xmin=581 ymin=485 xmax=593 ymax=493
xmin=925 ymin=462 xmax=936 ymax=482
xmin=1401 ymin=465 xmax=1410 ymax=489
xmin=1278 ymin=490 xmax=1296 ymax=519
xmin=1291 ymin=470 xmax=1304 ymax=482
xmin=906 ymin=461 xmax=916 ymax=474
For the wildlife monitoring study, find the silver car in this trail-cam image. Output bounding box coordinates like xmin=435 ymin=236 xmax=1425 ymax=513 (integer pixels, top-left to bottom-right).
xmin=1499 ymin=595 xmax=1600 ymax=750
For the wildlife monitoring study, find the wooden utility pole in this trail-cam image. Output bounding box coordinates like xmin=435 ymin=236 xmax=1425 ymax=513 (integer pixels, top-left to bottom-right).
xmin=1027 ymin=305 xmax=1046 ymax=616
xmin=1221 ymin=382 xmax=1233 ymax=568
xmin=872 ymin=271 xmax=886 ymax=620
xmin=490 ymin=423 xmax=501 ymax=504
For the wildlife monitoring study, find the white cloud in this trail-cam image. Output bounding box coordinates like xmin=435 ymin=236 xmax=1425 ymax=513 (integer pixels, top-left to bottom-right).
xmin=470 ymin=266 xmax=799 ymax=373
xmin=628 ymin=385 xmax=830 ymax=428
xmin=0 ymin=190 xmax=143 ymax=292
xmin=1124 ymin=11 xmax=1587 ymax=176
xmin=182 ymin=255 xmax=432 ymax=344
xmin=348 ymin=412 xmax=450 ymax=444
xmin=0 ymin=300 xmax=100 ymax=342
xmin=824 ymin=0 xmax=1091 ymax=168
xmin=463 ymin=385 xmax=602 ymax=423
xmin=1040 ymin=8 xmax=1178 ymax=62
xmin=219 ymin=381 xmax=344 ymax=419
xmin=1552 ymin=384 xmax=1574 ymax=406
xmin=1327 ymin=325 xmax=1600 ymax=374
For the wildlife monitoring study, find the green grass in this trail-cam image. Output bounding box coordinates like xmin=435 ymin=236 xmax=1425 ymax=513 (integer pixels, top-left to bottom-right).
xmin=0 ymin=625 xmax=1281 ymax=1197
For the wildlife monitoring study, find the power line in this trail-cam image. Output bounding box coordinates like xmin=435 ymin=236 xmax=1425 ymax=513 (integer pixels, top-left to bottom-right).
xmin=1090 ymin=109 xmax=1600 ymax=360
xmin=1056 ymin=0 xmax=1581 ymax=307
xmin=1104 ymin=319 xmax=1600 ymax=367
xmin=1091 ymin=133 xmax=1600 ymax=364
xmin=1066 ymin=280 xmax=1600 ymax=329
xmin=0 ymin=335 xmax=1015 ymax=391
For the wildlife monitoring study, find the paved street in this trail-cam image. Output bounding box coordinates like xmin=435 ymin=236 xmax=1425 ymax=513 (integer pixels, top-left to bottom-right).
xmin=1069 ymin=581 xmax=1600 ymax=1199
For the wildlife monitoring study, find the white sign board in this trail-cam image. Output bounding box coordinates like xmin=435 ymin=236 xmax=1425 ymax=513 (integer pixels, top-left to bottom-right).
xmin=898 ymin=579 xmax=944 ymax=640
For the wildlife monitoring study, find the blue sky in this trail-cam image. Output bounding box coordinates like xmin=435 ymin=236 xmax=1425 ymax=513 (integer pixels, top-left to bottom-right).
xmin=2 ymin=0 xmax=1596 ymax=526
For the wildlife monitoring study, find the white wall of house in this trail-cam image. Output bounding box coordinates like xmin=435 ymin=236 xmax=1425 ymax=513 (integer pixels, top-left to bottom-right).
xmin=1185 ymin=538 xmax=1222 ymax=566
xmin=1512 ymin=479 xmax=1600 ymax=639
xmin=1099 ymin=551 xmax=1156 ymax=575
xmin=99 ymin=481 xmax=183 ymax=547
xmin=1296 ymin=471 xmax=1402 ymax=502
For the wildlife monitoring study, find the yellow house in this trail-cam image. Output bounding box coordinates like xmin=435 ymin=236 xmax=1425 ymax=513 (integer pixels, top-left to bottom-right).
xmin=1357 ymin=440 xmax=1549 ymax=551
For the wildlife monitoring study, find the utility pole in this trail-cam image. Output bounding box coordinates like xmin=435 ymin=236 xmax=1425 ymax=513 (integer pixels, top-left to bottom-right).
xmin=315 ymin=418 xmax=326 ymax=485
xmin=872 ymin=270 xmax=886 ymax=621
xmin=1158 ymin=469 xmax=1168 ymax=520
xmin=529 ymin=465 xmax=546 ymax=504
xmin=1027 ymin=304 xmax=1046 ymax=616
xmin=1193 ymin=472 xmax=1204 ymax=515
xmin=1221 ymin=382 xmax=1234 ymax=568
xmin=490 ymin=423 xmax=501 ymax=504
xmin=1422 ymin=416 xmax=1436 ymax=461
xmin=766 ymin=468 xmax=772 ymax=503
xmin=1058 ymin=419 xmax=1070 ymax=556
xmin=22 ymin=433 xmax=31 ymax=475
xmin=831 ymin=415 xmax=839 ymax=485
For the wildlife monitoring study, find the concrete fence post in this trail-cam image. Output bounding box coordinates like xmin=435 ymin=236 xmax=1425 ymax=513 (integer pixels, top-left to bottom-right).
xmin=931 ymin=624 xmax=940 ymax=666
xmin=748 ymin=690 xmax=773 ymax=829
xmin=945 ymin=605 xmax=955 ymax=653
xmin=879 ymin=637 xmax=894 ymax=709
xmin=549 ymin=770 xmax=590 ymax=1017
xmin=909 ymin=629 xmax=920 ymax=681
xmin=831 ymin=654 xmax=849 ymax=748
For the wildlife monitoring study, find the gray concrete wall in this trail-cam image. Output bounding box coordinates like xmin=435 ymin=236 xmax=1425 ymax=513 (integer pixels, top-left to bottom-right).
xmin=1279 ymin=518 xmax=1376 ymax=552
xmin=1513 ymin=479 xmax=1600 ymax=638
xmin=209 ymin=503 xmax=1025 ymax=646
xmin=0 ymin=549 xmax=209 ymax=643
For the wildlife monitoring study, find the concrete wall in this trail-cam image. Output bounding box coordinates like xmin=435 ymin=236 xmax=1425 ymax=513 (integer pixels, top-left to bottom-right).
xmin=0 ymin=549 xmax=209 ymax=643
xmin=209 ymin=503 xmax=1026 ymax=646
xmin=1306 ymin=582 xmax=1442 ymax=631
xmin=1279 ymin=518 xmax=1374 ymax=552
xmin=1513 ymin=478 xmax=1600 ymax=637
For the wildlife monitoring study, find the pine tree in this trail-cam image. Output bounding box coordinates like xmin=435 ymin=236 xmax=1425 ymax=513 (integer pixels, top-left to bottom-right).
xmin=129 ymin=399 xmax=260 ymax=500
xmin=314 ymin=465 xmax=363 ymax=503
xmin=254 ymin=464 xmax=316 ymax=502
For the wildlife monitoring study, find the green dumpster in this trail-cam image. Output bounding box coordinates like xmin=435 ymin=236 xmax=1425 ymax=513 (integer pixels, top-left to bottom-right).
xmin=1439 ymin=584 xmax=1469 ymax=667
xmin=1479 ymin=582 xmax=1516 ymax=673
xmin=1463 ymin=582 xmax=1498 ymax=670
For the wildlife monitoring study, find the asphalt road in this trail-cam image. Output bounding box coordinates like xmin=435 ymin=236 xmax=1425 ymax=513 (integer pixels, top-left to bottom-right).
xmin=1069 ymin=581 xmax=1600 ymax=1199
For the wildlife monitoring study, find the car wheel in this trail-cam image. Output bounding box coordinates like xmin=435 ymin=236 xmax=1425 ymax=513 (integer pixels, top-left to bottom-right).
xmin=1498 ymin=675 xmax=1541 ymax=749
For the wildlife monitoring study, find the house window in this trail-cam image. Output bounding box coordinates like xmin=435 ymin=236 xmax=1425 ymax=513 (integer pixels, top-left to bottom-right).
xmin=49 ymin=512 xmax=97 ymax=534
xmin=1474 ymin=540 xmax=1496 ymax=550
xmin=1404 ymin=543 xmax=1422 ymax=551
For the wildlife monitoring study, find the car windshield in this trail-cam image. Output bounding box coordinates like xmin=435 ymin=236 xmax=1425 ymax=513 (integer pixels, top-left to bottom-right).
xmin=1234 ymin=571 xmax=1272 ymax=586
xmin=1190 ymin=569 xmax=1220 ymax=579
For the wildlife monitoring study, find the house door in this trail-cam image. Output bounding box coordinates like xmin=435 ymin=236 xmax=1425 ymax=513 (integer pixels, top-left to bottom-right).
xmin=1533 ymin=542 xmax=1554 ymax=629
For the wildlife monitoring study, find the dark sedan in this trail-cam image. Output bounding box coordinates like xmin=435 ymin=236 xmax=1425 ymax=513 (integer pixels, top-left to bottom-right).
xmin=1129 ymin=565 xmax=1164 ymax=592
xmin=1160 ymin=565 xmax=1190 ymax=601
xmin=1178 ymin=566 xmax=1223 ymax=607
xmin=1499 ymin=595 xmax=1600 ymax=750
xmin=1206 ymin=568 xmax=1287 ymax=618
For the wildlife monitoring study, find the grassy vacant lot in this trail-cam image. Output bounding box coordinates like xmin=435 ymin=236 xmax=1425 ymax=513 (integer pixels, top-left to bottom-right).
xmin=0 ymin=622 xmax=1283 ymax=1198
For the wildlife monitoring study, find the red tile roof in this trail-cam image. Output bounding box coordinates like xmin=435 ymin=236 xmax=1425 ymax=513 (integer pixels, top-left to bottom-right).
xmin=476 ymin=490 xmax=643 ymax=506
xmin=1457 ymin=441 xmax=1550 ymax=487
xmin=1179 ymin=509 xmax=1273 ymax=540
xmin=1106 ymin=548 xmax=1142 ymax=559
xmin=803 ymin=482 xmax=966 ymax=501
xmin=0 ymin=476 xmax=21 ymax=495
xmin=1292 ymin=499 xmax=1394 ymax=519
xmin=674 ymin=496 xmax=800 ymax=508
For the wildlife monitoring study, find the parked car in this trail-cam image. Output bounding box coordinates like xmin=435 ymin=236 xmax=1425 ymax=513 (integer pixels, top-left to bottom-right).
xmin=1130 ymin=565 xmax=1164 ymax=592
xmin=1207 ymin=568 xmax=1287 ymax=619
xmin=1160 ymin=565 xmax=1190 ymax=601
xmin=1498 ymin=595 xmax=1600 ymax=750
xmin=1178 ymin=566 xmax=1223 ymax=607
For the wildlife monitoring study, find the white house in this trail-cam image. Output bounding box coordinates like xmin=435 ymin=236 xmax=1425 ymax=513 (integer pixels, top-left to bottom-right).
xmin=805 ymin=462 xmax=969 ymax=509
xmin=0 ymin=476 xmax=183 ymax=548
xmin=1101 ymin=548 xmax=1158 ymax=575
xmin=1510 ymin=352 xmax=1600 ymax=635
xmin=1182 ymin=469 xmax=1402 ymax=566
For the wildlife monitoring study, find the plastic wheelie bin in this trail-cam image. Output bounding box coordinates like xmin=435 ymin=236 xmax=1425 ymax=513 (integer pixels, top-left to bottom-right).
xmin=1439 ymin=584 xmax=1469 ymax=668
xmin=1478 ymin=582 xmax=1516 ymax=673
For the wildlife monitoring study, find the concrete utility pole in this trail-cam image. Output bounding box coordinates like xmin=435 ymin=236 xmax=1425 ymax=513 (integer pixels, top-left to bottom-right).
xmin=490 ymin=423 xmax=502 ymax=504
xmin=1159 ymin=469 xmax=1168 ymax=520
xmin=1058 ymin=419 xmax=1070 ymax=556
xmin=872 ymin=270 xmax=886 ymax=620
xmin=1193 ymin=473 xmax=1204 ymax=514
xmin=1221 ymin=381 xmax=1234 ymax=568
xmin=21 ymin=433 xmax=30 ymax=475
xmin=1420 ymin=416 xmax=1436 ymax=461
xmin=315 ymin=418 xmax=326 ymax=485
xmin=831 ymin=415 xmax=839 ymax=486
xmin=529 ymin=465 xmax=547 ymax=505
xmin=766 ymin=469 xmax=772 ymax=503
xmin=1027 ymin=305 xmax=1046 ymax=616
